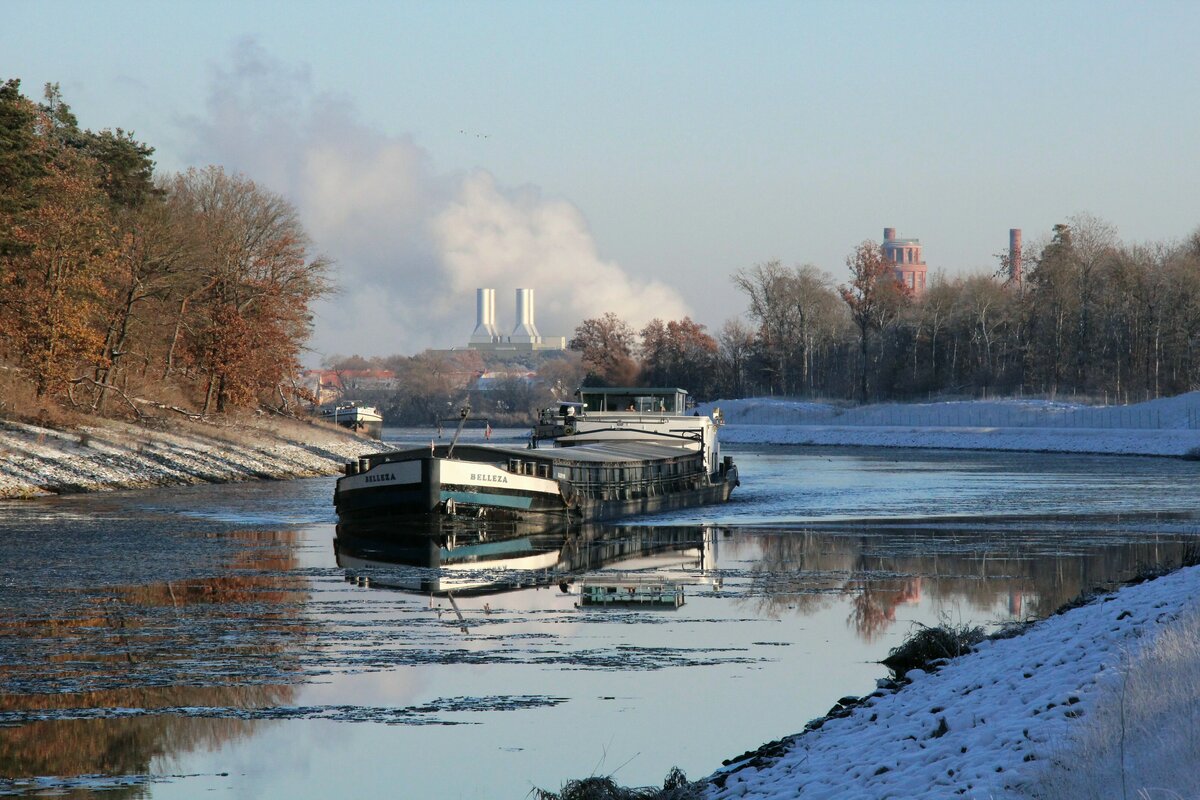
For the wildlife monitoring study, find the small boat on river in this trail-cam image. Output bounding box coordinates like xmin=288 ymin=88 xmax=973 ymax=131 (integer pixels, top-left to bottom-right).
xmin=333 ymin=387 xmax=738 ymax=530
xmin=320 ymin=401 xmax=383 ymax=438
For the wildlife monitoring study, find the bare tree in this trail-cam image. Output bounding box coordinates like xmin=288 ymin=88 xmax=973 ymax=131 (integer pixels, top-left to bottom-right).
xmin=733 ymin=261 xmax=844 ymax=395
xmin=840 ymin=241 xmax=908 ymax=402
xmin=717 ymin=319 xmax=756 ymax=398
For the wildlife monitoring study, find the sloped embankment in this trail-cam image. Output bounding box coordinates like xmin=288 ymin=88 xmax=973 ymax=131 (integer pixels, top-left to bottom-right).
xmin=709 ymin=565 xmax=1200 ymax=799
xmin=0 ymin=414 xmax=379 ymax=499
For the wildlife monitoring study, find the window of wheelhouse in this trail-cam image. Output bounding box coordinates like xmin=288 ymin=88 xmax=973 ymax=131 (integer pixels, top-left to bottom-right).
xmin=578 ymin=388 xmax=688 ymax=414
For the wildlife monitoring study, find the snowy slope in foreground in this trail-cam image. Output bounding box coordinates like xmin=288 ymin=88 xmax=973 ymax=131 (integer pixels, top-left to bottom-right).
xmin=698 ymin=392 xmax=1200 ymax=456
xmin=708 ymin=565 xmax=1200 ymax=800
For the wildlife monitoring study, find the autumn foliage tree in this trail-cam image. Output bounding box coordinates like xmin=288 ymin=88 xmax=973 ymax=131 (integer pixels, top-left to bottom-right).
xmin=0 ymin=79 xmax=331 ymax=419
xmin=0 ymin=86 xmax=114 ymax=398
xmin=565 ymin=313 xmax=720 ymax=397
xmin=168 ymin=167 xmax=330 ymax=412
xmin=639 ymin=317 xmax=718 ymax=395
xmin=569 ymin=312 xmax=639 ymax=386
xmin=89 ymin=187 xmax=195 ymax=412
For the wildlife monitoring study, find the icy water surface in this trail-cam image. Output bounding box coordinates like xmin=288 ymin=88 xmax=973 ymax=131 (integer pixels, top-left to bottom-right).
xmin=2 ymin=446 xmax=1199 ymax=798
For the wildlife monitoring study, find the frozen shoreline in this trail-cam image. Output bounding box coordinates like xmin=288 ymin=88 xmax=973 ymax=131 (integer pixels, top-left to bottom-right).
xmin=699 ymin=391 xmax=1200 ymax=457
xmin=717 ymin=423 xmax=1200 ymax=456
xmin=707 ymin=564 xmax=1200 ymax=799
xmin=0 ymin=414 xmax=378 ymax=500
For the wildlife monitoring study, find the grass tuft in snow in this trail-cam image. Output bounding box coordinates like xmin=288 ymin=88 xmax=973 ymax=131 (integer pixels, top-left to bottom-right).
xmin=532 ymin=768 xmax=702 ymax=800
xmin=880 ymin=620 xmax=986 ymax=677
xmin=1018 ymin=606 xmax=1200 ymax=800
xmin=1053 ymin=587 xmax=1111 ymax=616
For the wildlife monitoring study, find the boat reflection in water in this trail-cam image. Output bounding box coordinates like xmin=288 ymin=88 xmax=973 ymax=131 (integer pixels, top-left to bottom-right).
xmin=333 ymin=516 xmax=719 ymax=598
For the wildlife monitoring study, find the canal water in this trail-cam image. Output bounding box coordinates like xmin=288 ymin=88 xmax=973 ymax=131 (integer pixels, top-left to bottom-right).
xmin=2 ymin=439 xmax=1199 ymax=798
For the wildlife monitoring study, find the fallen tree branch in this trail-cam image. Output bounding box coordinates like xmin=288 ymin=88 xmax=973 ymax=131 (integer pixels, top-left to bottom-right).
xmin=131 ymin=396 xmax=208 ymax=421
xmin=65 ymin=375 xmax=209 ymax=422
xmin=68 ymin=377 xmax=143 ymax=420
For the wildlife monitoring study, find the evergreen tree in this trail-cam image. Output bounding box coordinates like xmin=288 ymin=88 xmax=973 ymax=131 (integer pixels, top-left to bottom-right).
xmin=0 ymin=79 xmax=48 ymax=256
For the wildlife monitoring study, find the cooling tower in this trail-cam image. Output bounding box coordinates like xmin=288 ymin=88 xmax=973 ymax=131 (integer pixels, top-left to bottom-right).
xmin=510 ymin=288 xmax=541 ymax=344
xmin=470 ymin=288 xmax=499 ymax=343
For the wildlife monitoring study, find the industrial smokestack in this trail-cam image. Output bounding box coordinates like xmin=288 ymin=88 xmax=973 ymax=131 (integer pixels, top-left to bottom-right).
xmin=511 ymin=288 xmax=541 ymax=343
xmin=1009 ymin=229 xmax=1023 ymax=286
xmin=489 ymin=288 xmax=497 ymax=338
xmin=470 ymin=288 xmax=499 ymax=343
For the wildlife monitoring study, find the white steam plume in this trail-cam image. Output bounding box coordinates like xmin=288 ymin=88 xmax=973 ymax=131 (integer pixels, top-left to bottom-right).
xmin=183 ymin=40 xmax=689 ymax=361
xmin=433 ymin=172 xmax=689 ymax=332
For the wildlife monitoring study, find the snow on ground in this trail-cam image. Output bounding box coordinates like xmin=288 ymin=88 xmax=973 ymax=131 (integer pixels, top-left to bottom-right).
xmin=0 ymin=415 xmax=378 ymax=499
xmin=707 ymin=565 xmax=1200 ymax=800
xmin=698 ymin=392 xmax=1200 ymax=456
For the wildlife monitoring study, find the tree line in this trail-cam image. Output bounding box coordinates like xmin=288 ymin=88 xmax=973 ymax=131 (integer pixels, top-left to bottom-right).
xmin=573 ymin=215 xmax=1200 ymax=404
xmin=324 ymin=210 xmax=1200 ymax=430
xmin=9 ymin=78 xmax=1193 ymax=427
xmin=0 ymin=79 xmax=329 ymax=421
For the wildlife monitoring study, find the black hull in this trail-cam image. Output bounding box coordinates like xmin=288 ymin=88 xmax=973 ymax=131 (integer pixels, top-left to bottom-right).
xmin=335 ymin=453 xmax=738 ymax=534
xmin=573 ymin=474 xmax=737 ymax=522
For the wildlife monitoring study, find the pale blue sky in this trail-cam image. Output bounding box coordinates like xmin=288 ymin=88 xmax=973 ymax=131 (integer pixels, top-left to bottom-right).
xmin=5 ymin=1 xmax=1199 ymax=357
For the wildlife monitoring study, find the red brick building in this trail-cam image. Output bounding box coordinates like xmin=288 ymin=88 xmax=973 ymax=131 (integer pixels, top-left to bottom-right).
xmin=882 ymin=227 xmax=928 ymax=295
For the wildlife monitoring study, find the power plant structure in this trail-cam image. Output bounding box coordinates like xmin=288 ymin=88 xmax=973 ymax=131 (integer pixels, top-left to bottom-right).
xmin=467 ymin=288 xmax=567 ymax=352
xmin=511 ymin=287 xmax=541 ymax=344
xmin=469 ymin=288 xmax=500 ymax=344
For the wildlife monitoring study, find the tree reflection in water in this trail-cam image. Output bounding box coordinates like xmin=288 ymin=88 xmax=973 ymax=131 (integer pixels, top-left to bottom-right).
xmin=847 ymin=578 xmax=924 ymax=642
xmin=0 ymin=530 xmax=305 ymax=787
xmin=739 ymin=524 xmax=1198 ymax=640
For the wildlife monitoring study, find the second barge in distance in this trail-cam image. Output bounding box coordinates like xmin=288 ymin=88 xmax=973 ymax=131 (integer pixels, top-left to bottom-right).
xmin=334 ymin=387 xmax=738 ymax=529
xmin=319 ymin=401 xmax=384 ymax=438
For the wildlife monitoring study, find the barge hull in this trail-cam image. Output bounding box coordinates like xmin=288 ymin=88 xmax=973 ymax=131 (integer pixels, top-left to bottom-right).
xmin=335 ymin=453 xmax=737 ymax=529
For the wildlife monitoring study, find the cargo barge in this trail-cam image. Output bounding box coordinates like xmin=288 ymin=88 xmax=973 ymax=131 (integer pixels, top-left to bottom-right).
xmin=333 ymin=387 xmax=738 ymax=529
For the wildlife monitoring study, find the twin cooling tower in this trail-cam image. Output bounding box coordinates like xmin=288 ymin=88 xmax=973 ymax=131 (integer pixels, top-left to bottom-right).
xmin=471 ymin=288 xmax=541 ymax=345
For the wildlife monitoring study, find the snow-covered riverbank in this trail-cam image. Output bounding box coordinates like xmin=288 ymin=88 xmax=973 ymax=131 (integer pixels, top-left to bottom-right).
xmin=700 ymin=392 xmax=1200 ymax=457
xmin=708 ymin=564 xmax=1200 ymax=800
xmin=0 ymin=414 xmax=378 ymax=499
xmin=687 ymin=392 xmax=1200 ymax=798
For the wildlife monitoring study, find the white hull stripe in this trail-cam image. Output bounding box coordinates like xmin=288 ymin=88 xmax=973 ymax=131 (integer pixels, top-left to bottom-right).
xmin=338 ymin=457 xmax=561 ymax=497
